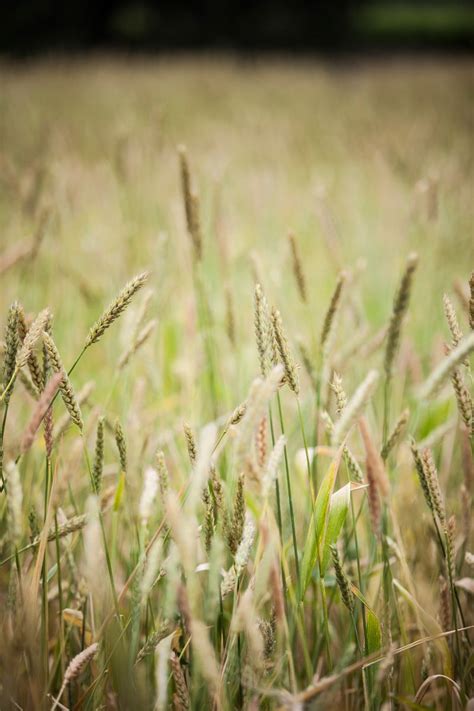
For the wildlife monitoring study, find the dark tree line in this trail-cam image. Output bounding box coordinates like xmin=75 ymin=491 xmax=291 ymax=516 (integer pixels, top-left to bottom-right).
xmin=1 ymin=0 xmax=473 ymax=55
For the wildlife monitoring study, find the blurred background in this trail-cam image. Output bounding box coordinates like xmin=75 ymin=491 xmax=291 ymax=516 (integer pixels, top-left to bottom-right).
xmin=1 ymin=0 xmax=473 ymax=55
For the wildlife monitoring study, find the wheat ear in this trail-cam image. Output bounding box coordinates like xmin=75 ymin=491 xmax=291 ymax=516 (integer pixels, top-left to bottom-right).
xmin=85 ymin=272 xmax=148 ymax=348
xmin=51 ymin=642 xmax=99 ymax=710
xmin=42 ymin=331 xmax=83 ymax=430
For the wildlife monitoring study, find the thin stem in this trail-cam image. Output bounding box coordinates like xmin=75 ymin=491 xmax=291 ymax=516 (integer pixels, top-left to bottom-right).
xmin=0 ymin=367 xmax=18 ymax=403
xmin=297 ymin=398 xmax=315 ymax=504
xmin=276 ymin=392 xmax=300 ymax=590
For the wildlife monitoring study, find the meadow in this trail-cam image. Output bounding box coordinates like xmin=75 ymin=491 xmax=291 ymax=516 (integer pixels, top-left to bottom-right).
xmin=0 ymin=56 xmax=473 ymax=709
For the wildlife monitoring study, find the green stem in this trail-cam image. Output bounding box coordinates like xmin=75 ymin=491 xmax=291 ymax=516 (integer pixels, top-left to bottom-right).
xmin=0 ymin=401 xmax=10 ymax=492
xmin=382 ymin=377 xmax=391 ymax=452
xmin=268 ymin=405 xmax=283 ymax=540
xmin=297 ymin=398 xmax=315 ymax=505
xmin=0 ymin=367 xmax=18 ymax=403
xmin=82 ymin=439 xmax=121 ymax=625
xmin=276 ymin=392 xmax=300 ymax=590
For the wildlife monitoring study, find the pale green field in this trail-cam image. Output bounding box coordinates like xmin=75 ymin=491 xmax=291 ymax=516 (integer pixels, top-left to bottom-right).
xmin=0 ymin=58 xmax=473 ymax=709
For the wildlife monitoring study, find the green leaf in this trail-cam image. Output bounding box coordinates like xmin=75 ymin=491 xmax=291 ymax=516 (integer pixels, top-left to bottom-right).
xmin=320 ymin=482 xmax=351 ymax=575
xmin=351 ymin=583 xmax=382 ymax=653
xmin=366 ymin=609 xmax=382 ymax=654
xmin=300 ymin=446 xmax=343 ymax=596
xmin=113 ymin=472 xmax=126 ymax=512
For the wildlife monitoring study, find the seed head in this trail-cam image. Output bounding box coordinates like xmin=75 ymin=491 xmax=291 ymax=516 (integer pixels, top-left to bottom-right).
xmin=271 ymin=306 xmax=299 ymax=395
xmin=85 ymin=272 xmax=148 ymax=348
xmin=42 ymin=331 xmax=83 ymax=430
xmin=384 ymin=253 xmax=418 ymax=380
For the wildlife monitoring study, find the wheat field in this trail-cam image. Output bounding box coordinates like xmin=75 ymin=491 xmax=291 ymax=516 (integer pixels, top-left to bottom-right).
xmin=0 ymin=57 xmax=473 ymax=710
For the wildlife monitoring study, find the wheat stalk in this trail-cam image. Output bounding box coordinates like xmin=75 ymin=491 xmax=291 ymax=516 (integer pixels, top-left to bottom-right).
xmin=288 ymin=232 xmax=307 ymax=303
xmin=20 ymin=372 xmax=62 ymax=453
xmin=85 ymin=272 xmax=148 ymax=348
xmin=15 ymin=308 xmax=50 ymax=369
xmin=51 ymin=642 xmax=99 ymax=710
xmin=332 ymin=369 xmax=379 ymax=446
xmin=271 ymin=306 xmax=299 ymax=395
xmin=321 ymin=272 xmax=346 ymax=356
xmin=418 ymin=332 xmax=474 ymax=399
xmin=42 ymin=331 xmax=83 ymax=430
xmin=384 ymin=253 xmax=418 ymax=380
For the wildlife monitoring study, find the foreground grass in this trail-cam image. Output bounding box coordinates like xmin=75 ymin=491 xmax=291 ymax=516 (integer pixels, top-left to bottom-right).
xmin=0 ymin=57 xmax=473 ymax=709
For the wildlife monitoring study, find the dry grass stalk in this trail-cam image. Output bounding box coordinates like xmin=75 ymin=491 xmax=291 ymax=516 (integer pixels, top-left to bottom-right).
xmin=421 ymin=449 xmax=445 ymax=525
xmin=330 ymin=544 xmax=354 ymax=613
xmin=2 ymin=302 xmax=20 ymax=403
xmin=288 ymin=232 xmax=307 ymax=303
xmin=469 ymin=271 xmax=474 ymax=330
xmin=114 ymin=419 xmax=127 ymax=473
xmin=42 ymin=331 xmax=83 ymax=430
xmin=17 ymin=305 xmax=44 ymax=391
xmin=136 ymin=623 xmax=173 ymax=664
xmin=410 ymin=439 xmax=433 ymax=512
xmin=445 ymin=515 xmax=456 ymax=582
xmin=438 ymin=575 xmax=450 ymax=632
xmin=254 ymin=284 xmax=271 ymax=378
xmin=52 ymin=381 xmax=94 ymax=441
xmin=31 ymin=513 xmax=87 ymax=545
xmin=443 ymin=295 xmax=467 ymax=365
xmin=256 ymin=416 xmax=267 ymax=469
xmin=331 ymin=371 xmax=347 ymax=416
xmin=450 ymin=367 xmax=473 ymax=433
xmin=6 ymin=461 xmax=23 ymax=544
xmin=183 ymin=422 xmax=197 ymax=465
xmin=156 ymin=451 xmax=169 ymax=499
xmin=321 ymin=410 xmax=364 ymax=483
xmin=15 ymin=308 xmax=50 ymax=369
xmin=92 ymin=416 xmax=105 ymax=494
xmin=178 ymin=145 xmax=202 ymax=261
xmin=18 ymin=369 xmax=40 ymax=399
xmin=85 ymin=272 xmax=148 ymax=348
xmin=359 ymin=416 xmax=389 ymax=497
xmin=460 ymin=484 xmax=471 ymax=544
xmin=51 ymin=643 xmax=99 ymax=710
xmin=262 ymin=435 xmax=285 ymax=498
xmin=20 ymin=372 xmax=62 ymax=453
xmin=365 ymin=450 xmax=381 ymax=536
xmin=332 ymin=369 xmax=379 ymax=446
xmin=320 ymin=272 xmax=346 ymax=355
xmin=118 ymin=318 xmax=157 ymax=370
xmin=235 ymin=366 xmax=283 ymax=472
xmin=170 ymin=651 xmax=190 ymax=710
xmin=384 ymin=253 xmax=418 ymax=380
xmin=418 ymin=332 xmax=474 ymax=399
xmin=380 ymin=408 xmax=409 ymax=460
xmin=227 ymin=473 xmax=245 ymax=554
xmin=230 ymin=402 xmax=247 ymax=426
xmin=271 ymin=306 xmax=299 ymax=395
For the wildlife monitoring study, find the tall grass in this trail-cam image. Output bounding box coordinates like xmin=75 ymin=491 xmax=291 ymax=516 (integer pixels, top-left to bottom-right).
xmin=0 ymin=57 xmax=473 ymax=710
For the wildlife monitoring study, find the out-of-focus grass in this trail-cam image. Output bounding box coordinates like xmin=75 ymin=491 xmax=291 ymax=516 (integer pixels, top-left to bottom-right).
xmin=0 ymin=57 xmax=472 ymax=413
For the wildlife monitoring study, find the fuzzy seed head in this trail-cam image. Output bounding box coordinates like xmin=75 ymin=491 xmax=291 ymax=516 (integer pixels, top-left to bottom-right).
xmin=114 ymin=419 xmax=127 ymax=473
xmin=332 ymin=369 xmax=379 ymax=446
xmin=384 ymin=253 xmax=418 ymax=379
xmin=16 ymin=308 xmax=50 ymax=369
xmin=271 ymin=306 xmax=299 ymax=394
xmin=42 ymin=331 xmax=83 ymax=430
xmin=85 ymin=272 xmax=148 ymax=348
